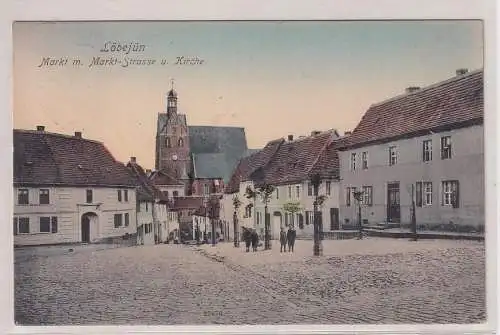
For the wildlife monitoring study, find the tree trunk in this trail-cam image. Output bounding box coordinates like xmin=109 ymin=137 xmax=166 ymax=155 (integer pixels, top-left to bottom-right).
xmin=264 ymin=204 xmax=271 ymax=250
xmin=233 ymin=211 xmax=239 ymax=247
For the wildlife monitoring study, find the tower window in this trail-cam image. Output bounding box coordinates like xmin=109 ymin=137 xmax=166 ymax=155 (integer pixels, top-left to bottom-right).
xmin=165 ymin=137 xmax=171 ymax=148
xmin=178 ymin=138 xmax=184 ymax=147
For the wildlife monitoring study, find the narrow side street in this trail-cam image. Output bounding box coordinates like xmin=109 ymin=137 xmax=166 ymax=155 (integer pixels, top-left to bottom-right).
xmin=15 ymin=240 xmax=485 ymax=325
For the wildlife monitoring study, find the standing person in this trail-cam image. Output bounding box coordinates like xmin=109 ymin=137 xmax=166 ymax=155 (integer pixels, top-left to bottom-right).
xmin=289 ymin=227 xmax=297 ymax=252
xmin=243 ymin=228 xmax=251 ymax=252
xmin=280 ymin=227 xmax=287 ymax=252
xmin=251 ymin=229 xmax=259 ymax=252
xmin=287 ymin=227 xmax=293 ymax=252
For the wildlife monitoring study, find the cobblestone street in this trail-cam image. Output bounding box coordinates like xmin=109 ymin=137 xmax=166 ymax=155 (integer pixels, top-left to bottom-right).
xmin=15 ymin=239 xmax=486 ymax=325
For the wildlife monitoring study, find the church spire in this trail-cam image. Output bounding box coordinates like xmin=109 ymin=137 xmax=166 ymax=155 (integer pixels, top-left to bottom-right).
xmin=167 ymin=78 xmax=177 ymax=113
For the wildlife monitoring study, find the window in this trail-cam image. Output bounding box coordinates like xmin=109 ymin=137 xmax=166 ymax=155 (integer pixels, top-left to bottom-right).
xmin=326 ymin=181 xmax=331 ymax=196
xmin=124 ymin=213 xmax=130 ymax=227
xmin=441 ymin=136 xmax=452 ymax=159
xmin=13 ymin=218 xmax=17 ymax=235
xmin=203 ymin=184 xmax=210 ymax=195
xmin=423 ymin=182 xmax=433 ymax=206
xmin=173 ymin=190 xmax=179 ymax=197
xmin=350 ymin=153 xmax=356 ymax=171
xmin=18 ymin=189 xmax=29 ymax=205
xmin=178 ymin=138 xmax=184 ymax=147
xmin=346 ymin=187 xmax=351 ymax=207
xmin=362 ymin=152 xmax=368 ymax=169
xmin=124 ymin=190 xmax=128 ymax=202
xmin=39 ymin=189 xmax=50 ymax=205
xmin=442 ymin=180 xmax=459 ymax=207
xmin=114 ymin=214 xmax=122 ymax=228
xmin=40 ymin=217 xmax=51 ymax=233
xmin=117 ymin=190 xmax=122 ymax=202
xmin=275 ymin=188 xmax=279 ymax=199
xmin=362 ymin=186 xmax=373 ymax=206
xmin=295 ymin=185 xmax=300 ymax=198
xmin=307 ymin=183 xmax=313 ymax=196
xmin=389 ymin=146 xmax=397 ymax=166
xmin=305 ymin=211 xmax=314 ymax=225
xmin=86 ymin=189 xmax=93 ymax=203
xmin=423 ymin=140 xmax=432 ymax=162
xmin=18 ymin=217 xmax=30 ymax=234
xmin=165 ymin=137 xmax=171 ymax=147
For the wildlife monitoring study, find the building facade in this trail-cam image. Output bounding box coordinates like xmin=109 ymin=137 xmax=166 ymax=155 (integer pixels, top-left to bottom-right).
xmin=13 ymin=127 xmax=138 ymax=246
xmin=338 ymin=69 xmax=484 ymax=231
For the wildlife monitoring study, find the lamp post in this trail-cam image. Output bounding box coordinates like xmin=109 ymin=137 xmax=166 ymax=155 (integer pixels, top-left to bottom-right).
xmin=311 ymin=173 xmax=323 ymax=256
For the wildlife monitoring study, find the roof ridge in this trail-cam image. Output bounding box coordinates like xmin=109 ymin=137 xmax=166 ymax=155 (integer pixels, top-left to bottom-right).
xmin=369 ymin=68 xmax=483 ymax=108
xmin=14 ymin=129 xmax=103 ymax=144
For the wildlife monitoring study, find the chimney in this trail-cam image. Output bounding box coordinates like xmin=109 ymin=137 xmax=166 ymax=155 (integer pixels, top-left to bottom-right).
xmin=344 ymin=131 xmax=352 ymax=136
xmin=36 ymin=125 xmax=45 ymax=132
xmin=405 ymin=86 xmax=420 ymax=94
xmin=456 ymin=68 xmax=468 ymax=76
xmin=311 ymin=130 xmax=321 ymax=137
xmin=130 ymin=156 xmax=136 ymax=163
xmin=287 ymin=135 xmax=294 ymax=141
xmin=74 ymin=131 xmax=82 ymax=138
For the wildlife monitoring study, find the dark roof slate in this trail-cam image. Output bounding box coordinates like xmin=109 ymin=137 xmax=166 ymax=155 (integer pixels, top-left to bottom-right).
xmin=14 ymin=130 xmax=137 ymax=187
xmin=192 ymin=153 xmax=230 ymax=180
xmin=149 ymin=169 xmax=184 ymax=186
xmin=340 ymin=69 xmax=484 ymax=150
xmin=127 ymin=161 xmax=168 ymax=203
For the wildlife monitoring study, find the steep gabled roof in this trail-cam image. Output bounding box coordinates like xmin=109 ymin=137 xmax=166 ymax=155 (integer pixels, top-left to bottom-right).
xmin=224 ymin=138 xmax=284 ymax=194
xmin=340 ymin=69 xmax=484 ymax=150
xmin=258 ymin=130 xmax=339 ymax=186
xmin=149 ymin=169 xmax=184 ymax=186
xmin=127 ymin=160 xmax=168 ymax=203
xmin=14 ymin=129 xmax=137 ymax=187
xmin=171 ymin=196 xmax=205 ymax=210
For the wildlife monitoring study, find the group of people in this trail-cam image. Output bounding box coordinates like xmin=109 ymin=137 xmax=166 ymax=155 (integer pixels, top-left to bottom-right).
xmin=280 ymin=227 xmax=297 ymax=252
xmin=242 ymin=227 xmax=260 ymax=252
xmin=241 ymin=226 xmax=297 ymax=253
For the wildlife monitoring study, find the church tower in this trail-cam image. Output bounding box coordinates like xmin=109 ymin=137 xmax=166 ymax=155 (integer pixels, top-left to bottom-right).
xmin=155 ymin=82 xmax=191 ymax=181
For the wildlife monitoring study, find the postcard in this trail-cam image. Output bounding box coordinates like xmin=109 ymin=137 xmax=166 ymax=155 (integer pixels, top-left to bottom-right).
xmin=9 ymin=17 xmax=494 ymax=334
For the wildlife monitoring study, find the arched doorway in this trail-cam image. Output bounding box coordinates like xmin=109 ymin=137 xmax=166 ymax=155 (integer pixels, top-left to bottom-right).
xmin=81 ymin=212 xmax=98 ymax=243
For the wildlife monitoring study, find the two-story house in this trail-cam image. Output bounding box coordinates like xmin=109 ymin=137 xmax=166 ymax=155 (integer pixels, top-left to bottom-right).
xmin=149 ymin=169 xmax=185 ymax=200
xmin=13 ymin=127 xmax=138 ymax=246
xmin=127 ymin=157 xmax=179 ymax=245
xmin=250 ymin=130 xmax=342 ymax=239
xmin=224 ymin=130 xmax=343 ymax=240
xmin=338 ymin=68 xmax=484 ymax=231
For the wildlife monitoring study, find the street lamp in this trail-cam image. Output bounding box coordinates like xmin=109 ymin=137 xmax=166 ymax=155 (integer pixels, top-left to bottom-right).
xmin=311 ymin=173 xmax=323 ymax=256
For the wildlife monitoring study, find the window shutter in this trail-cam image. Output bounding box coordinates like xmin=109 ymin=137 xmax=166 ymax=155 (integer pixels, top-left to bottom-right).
xmin=416 ymin=182 xmax=422 ymax=207
xmin=422 ymin=142 xmax=426 ymax=161
xmin=51 ymin=217 xmax=58 ymax=233
xmin=13 ymin=218 xmax=18 ymax=235
xmin=452 ymin=181 xmax=460 ymax=208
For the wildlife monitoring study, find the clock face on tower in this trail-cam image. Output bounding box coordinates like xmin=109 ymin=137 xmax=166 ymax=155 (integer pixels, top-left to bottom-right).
xmin=172 ymin=154 xmax=178 ymax=161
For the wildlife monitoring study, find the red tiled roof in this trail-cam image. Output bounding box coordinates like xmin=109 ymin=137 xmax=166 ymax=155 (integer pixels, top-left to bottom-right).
xmin=308 ymin=138 xmax=343 ymax=180
xmin=258 ymin=130 xmax=338 ymax=186
xmin=14 ymin=130 xmax=137 ymax=187
xmin=224 ymin=139 xmax=284 ymax=194
xmin=171 ymin=196 xmax=205 ymax=210
xmin=340 ymin=69 xmax=484 ymax=150
xmin=150 ymin=169 xmax=184 ymax=186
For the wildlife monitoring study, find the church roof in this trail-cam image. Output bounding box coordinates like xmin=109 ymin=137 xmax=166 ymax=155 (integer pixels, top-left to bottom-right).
xmin=188 ymin=126 xmax=248 ymax=182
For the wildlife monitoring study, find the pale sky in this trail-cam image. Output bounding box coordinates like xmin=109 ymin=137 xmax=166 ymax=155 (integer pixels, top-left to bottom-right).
xmin=13 ymin=21 xmax=483 ymax=169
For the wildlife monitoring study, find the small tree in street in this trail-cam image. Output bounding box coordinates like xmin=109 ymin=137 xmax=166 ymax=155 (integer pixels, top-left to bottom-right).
xmin=232 ymin=195 xmax=243 ymax=247
xmin=282 ymin=201 xmax=302 ymax=229
xmin=245 ymin=185 xmax=257 ymax=228
xmin=257 ymin=183 xmax=275 ymax=250
xmin=353 ymin=190 xmax=364 ymax=239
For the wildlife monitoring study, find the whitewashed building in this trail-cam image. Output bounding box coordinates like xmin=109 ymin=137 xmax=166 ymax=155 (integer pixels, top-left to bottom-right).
xmin=338 ymin=69 xmax=484 ymax=231
xmin=127 ymin=157 xmax=179 ymax=245
xmin=224 ymin=130 xmax=343 ymax=240
xmin=149 ymin=170 xmax=185 ymax=199
xmin=13 ymin=127 xmax=137 ymax=246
